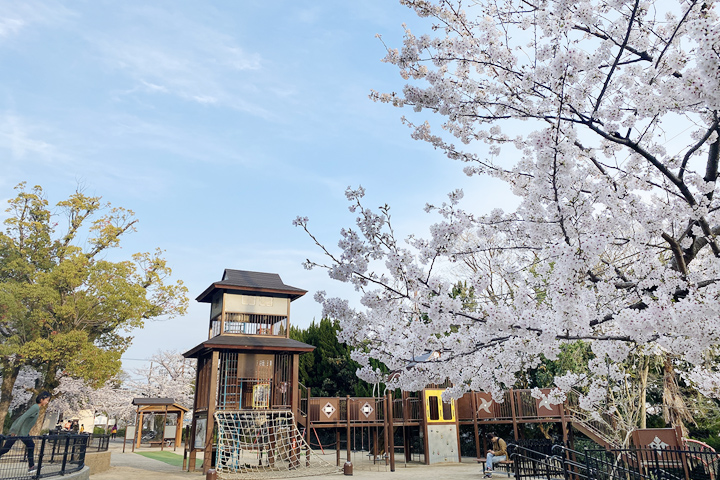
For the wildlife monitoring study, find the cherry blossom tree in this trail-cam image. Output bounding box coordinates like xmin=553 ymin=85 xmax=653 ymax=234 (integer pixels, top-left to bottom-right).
xmin=52 ymin=351 xmax=195 ymax=427
xmin=296 ymin=0 xmax=720 ymax=417
xmin=127 ymin=351 xmax=195 ymax=411
xmin=53 ymin=376 xmax=135 ymax=425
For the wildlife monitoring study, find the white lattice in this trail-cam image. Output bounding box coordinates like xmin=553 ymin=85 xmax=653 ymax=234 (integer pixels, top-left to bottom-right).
xmin=214 ymin=410 xmax=338 ymax=479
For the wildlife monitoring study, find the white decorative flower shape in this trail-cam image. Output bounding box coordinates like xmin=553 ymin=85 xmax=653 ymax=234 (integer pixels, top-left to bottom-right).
xmin=361 ymin=402 xmax=374 ymax=418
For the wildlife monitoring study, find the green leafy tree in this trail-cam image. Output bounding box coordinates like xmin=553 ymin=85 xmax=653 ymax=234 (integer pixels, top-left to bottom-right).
xmin=0 ymin=183 xmax=188 ymax=430
xmin=291 ymin=318 xmax=378 ymax=397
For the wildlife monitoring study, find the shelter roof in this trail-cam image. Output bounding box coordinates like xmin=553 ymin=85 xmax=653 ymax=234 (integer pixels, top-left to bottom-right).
xmin=132 ymin=398 xmax=189 ymax=413
xmin=183 ymin=334 xmax=315 ymax=358
xmin=196 ymin=269 xmax=307 ymax=303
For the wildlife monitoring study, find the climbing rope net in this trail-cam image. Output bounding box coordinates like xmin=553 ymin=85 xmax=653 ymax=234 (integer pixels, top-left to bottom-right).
xmin=213 ymin=410 xmax=338 ymax=479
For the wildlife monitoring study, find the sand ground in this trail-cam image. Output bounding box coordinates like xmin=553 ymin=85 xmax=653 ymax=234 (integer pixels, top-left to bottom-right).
xmin=90 ymin=439 xmax=490 ymax=480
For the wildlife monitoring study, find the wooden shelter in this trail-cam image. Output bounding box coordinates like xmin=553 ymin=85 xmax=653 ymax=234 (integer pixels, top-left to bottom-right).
xmin=183 ymin=269 xmax=315 ymax=473
xmin=130 ymin=398 xmax=188 ymax=451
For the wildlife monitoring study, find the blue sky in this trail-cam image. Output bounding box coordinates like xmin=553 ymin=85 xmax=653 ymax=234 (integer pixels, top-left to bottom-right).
xmin=0 ymin=1 xmax=509 ymax=372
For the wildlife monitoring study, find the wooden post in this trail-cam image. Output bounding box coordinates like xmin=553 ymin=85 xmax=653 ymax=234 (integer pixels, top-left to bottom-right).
xmin=175 ymin=409 xmax=184 ymax=451
xmin=472 ymin=393 xmax=481 ymax=460
xmin=204 ymin=351 xmax=220 ymax=473
xmin=291 ymin=354 xmax=300 ymax=417
xmin=509 ymin=390 xmax=519 ymax=441
xmin=219 ymin=293 xmax=226 ymax=336
xmin=135 ymin=411 xmax=143 ymax=449
xmin=161 ymin=406 xmax=167 ymax=451
xmin=346 ymin=396 xmax=352 ymax=464
xmin=560 ymin=402 xmax=568 ymax=446
xmin=286 ymin=297 xmax=291 ymax=338
xmin=188 ymin=356 xmax=203 ymax=472
xmin=306 ymin=425 xmax=311 ymax=468
xmin=383 ymin=396 xmax=390 ymax=466
xmin=373 ymin=427 xmax=378 ymax=464
xmin=131 ymin=409 xmax=138 ymax=452
xmin=387 ymin=391 xmax=395 ymax=472
xmin=421 ymin=391 xmax=429 ymax=465
xmin=404 ymin=426 xmax=411 ymax=462
xmin=455 ymin=400 xmax=462 ymax=463
xmin=336 ymin=430 xmax=341 ymax=466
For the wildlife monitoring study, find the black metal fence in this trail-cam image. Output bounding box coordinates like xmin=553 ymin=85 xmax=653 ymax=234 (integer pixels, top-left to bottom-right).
xmin=584 ymin=447 xmax=720 ymax=480
xmin=0 ymin=433 xmax=88 ymax=479
xmin=509 ymin=444 xmax=720 ymax=480
xmin=87 ymin=434 xmax=110 ymax=453
xmin=509 ymin=443 xmax=565 ymax=480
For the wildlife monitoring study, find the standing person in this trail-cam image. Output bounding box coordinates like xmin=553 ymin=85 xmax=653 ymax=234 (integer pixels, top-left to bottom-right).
xmin=79 ymin=424 xmax=85 ymax=433
xmin=111 ymin=424 xmax=117 ymax=439
xmin=484 ymin=432 xmax=508 ymax=478
xmin=0 ymin=391 xmax=51 ymax=473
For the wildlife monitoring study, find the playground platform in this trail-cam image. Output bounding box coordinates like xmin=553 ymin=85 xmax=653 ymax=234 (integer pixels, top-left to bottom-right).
xmin=91 ymin=438 xmax=488 ymax=480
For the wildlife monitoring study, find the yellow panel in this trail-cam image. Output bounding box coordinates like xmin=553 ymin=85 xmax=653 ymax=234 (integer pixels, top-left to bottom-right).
xmin=425 ymin=389 xmax=456 ymax=423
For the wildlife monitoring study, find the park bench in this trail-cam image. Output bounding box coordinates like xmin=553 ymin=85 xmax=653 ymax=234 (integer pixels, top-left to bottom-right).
xmin=149 ymin=439 xmax=174 ymax=448
xmin=477 ymin=457 xmax=514 ymax=476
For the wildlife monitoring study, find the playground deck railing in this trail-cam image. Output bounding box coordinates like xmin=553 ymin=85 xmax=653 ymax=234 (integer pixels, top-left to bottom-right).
xmin=0 ymin=433 xmax=88 ymax=480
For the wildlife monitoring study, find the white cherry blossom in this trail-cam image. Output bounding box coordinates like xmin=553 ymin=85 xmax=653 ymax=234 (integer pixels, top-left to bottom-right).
xmin=297 ymin=0 xmax=720 ymax=412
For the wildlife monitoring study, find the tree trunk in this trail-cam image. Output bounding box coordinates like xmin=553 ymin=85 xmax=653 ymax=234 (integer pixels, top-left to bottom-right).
xmin=31 ymin=364 xmax=60 ymax=435
xmin=662 ymin=354 xmax=694 ymax=436
xmin=29 ymin=403 xmax=48 ymax=436
xmin=0 ymin=361 xmax=21 ymax=434
xmin=639 ymin=357 xmax=649 ymax=429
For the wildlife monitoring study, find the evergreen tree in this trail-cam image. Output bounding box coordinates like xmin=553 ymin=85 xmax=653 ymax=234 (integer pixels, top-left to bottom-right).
xmin=291 ymin=318 xmax=377 ymax=397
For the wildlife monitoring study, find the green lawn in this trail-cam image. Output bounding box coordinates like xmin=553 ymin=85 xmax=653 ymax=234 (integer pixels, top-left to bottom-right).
xmin=136 ymin=451 xmax=202 ymax=469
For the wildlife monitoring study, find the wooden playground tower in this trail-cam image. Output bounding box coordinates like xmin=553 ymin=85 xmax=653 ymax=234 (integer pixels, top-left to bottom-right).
xmin=184 ymin=269 xmax=594 ymax=475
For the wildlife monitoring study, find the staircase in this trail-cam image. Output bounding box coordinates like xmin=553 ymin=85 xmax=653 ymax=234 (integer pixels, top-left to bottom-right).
xmin=565 ymin=389 xmax=628 ymax=448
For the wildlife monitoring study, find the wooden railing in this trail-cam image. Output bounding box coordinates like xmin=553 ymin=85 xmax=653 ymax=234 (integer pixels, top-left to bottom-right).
xmin=565 ymin=388 xmax=625 ymax=447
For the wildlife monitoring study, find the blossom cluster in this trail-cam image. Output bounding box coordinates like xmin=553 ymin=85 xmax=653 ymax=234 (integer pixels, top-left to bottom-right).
xmin=298 ymin=0 xmax=720 ymax=413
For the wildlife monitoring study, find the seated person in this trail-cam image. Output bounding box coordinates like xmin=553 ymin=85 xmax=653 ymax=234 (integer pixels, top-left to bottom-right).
xmin=484 ymin=432 xmax=507 ymax=478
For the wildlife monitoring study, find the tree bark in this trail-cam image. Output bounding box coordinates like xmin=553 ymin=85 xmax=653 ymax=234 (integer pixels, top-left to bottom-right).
xmin=662 ymin=355 xmax=694 ymax=436
xmin=639 ymin=357 xmax=649 ymax=429
xmin=0 ymin=361 xmax=21 ymax=434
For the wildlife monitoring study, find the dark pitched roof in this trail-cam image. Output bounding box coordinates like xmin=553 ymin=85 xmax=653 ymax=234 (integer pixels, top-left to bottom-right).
xmin=132 ymin=398 xmax=176 ymax=406
xmin=183 ymin=334 xmax=315 ymax=358
xmin=196 ymin=269 xmax=307 ymax=303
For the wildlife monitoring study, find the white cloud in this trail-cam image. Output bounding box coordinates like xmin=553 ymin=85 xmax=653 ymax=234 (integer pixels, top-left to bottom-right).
xmin=89 ymin=5 xmax=276 ymax=118
xmin=0 ymin=0 xmax=74 ymax=40
xmin=0 ymin=113 xmax=57 ymax=160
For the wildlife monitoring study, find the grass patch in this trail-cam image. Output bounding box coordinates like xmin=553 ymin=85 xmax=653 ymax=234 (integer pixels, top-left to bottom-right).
xmin=136 ymin=451 xmax=202 ymax=468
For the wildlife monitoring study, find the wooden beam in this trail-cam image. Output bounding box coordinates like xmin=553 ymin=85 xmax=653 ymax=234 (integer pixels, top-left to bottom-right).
xmin=204 ymin=350 xmax=220 ymax=474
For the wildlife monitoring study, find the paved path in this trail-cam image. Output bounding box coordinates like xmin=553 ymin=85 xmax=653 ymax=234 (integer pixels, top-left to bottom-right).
xmin=91 ymin=440 xmax=486 ymax=480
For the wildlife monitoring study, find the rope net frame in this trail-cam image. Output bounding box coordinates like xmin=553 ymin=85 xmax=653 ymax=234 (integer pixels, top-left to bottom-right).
xmin=214 ymin=410 xmax=338 ymax=479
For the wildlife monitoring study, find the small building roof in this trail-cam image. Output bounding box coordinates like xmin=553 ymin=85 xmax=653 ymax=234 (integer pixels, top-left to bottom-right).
xmin=132 ymin=398 xmax=189 ymax=413
xmin=196 ymin=269 xmax=307 ymax=303
xmin=132 ymin=398 xmax=176 ymax=406
xmin=183 ymin=334 xmax=315 ymax=358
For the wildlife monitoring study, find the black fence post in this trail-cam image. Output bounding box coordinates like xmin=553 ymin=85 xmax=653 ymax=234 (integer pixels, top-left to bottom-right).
xmin=78 ymin=435 xmax=88 ymax=467
xmin=35 ymin=436 xmax=47 ymax=476
xmin=60 ymin=436 xmax=70 ymax=474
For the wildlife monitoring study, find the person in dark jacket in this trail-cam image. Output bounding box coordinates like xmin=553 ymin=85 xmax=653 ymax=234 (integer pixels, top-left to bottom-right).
xmin=0 ymin=391 xmax=51 ymax=473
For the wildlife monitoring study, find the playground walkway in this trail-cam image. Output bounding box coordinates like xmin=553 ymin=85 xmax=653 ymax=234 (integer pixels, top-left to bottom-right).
xmin=91 ymin=439 xmax=487 ymax=479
